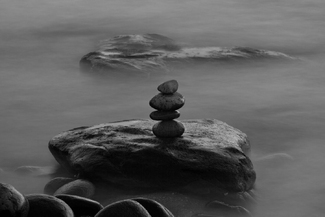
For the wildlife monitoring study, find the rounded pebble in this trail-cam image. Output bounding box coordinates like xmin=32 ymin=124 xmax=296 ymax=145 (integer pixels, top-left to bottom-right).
xmin=150 ymin=110 xmax=180 ymax=121
xmin=25 ymin=194 xmax=73 ymax=217
xmin=54 ymin=179 xmax=95 ymax=199
xmin=152 ymin=120 xmax=185 ymax=138
xmin=132 ymin=197 xmax=174 ymax=217
xmin=95 ymin=199 xmax=151 ymax=217
xmin=55 ymin=194 xmax=103 ymax=217
xmin=149 ymin=92 xmax=185 ymax=111
xmin=44 ymin=177 xmax=75 ymax=195
xmin=0 ymin=183 xmax=29 ymax=217
xmin=157 ymin=80 xmax=178 ymax=94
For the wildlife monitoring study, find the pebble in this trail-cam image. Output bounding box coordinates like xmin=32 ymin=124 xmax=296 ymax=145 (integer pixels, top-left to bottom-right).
xmin=152 ymin=120 xmax=185 ymax=138
xmin=132 ymin=197 xmax=174 ymax=217
xmin=44 ymin=177 xmax=75 ymax=195
xmin=157 ymin=80 xmax=178 ymax=94
xmin=95 ymin=199 xmax=151 ymax=217
xmin=25 ymin=194 xmax=73 ymax=217
xmin=149 ymin=92 xmax=185 ymax=111
xmin=54 ymin=179 xmax=95 ymax=199
xmin=55 ymin=194 xmax=103 ymax=217
xmin=0 ymin=183 xmax=29 ymax=217
xmin=150 ymin=110 xmax=180 ymax=121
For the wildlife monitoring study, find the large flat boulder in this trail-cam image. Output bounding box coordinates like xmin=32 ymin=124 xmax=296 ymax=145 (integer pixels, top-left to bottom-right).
xmin=48 ymin=119 xmax=256 ymax=193
xmin=79 ymin=34 xmax=298 ymax=75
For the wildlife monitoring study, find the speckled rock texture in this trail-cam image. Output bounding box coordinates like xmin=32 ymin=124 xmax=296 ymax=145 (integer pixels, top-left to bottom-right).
xmin=0 ymin=183 xmax=29 ymax=217
xmin=49 ymin=119 xmax=256 ymax=193
xmin=79 ymin=34 xmax=298 ymax=75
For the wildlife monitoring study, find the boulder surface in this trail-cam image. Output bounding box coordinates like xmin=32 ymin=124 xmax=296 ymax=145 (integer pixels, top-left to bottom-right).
xmin=49 ymin=119 xmax=256 ymax=193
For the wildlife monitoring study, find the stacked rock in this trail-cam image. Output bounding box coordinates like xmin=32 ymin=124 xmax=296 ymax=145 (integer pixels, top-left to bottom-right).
xmin=149 ymin=80 xmax=185 ymax=138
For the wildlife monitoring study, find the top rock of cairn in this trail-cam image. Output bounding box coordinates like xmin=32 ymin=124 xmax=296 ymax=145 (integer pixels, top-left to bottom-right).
xmin=157 ymin=79 xmax=178 ymax=94
xmin=149 ymin=80 xmax=185 ymax=138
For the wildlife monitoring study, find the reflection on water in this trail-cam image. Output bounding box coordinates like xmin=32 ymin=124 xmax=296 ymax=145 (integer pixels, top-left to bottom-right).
xmin=1 ymin=0 xmax=325 ymax=216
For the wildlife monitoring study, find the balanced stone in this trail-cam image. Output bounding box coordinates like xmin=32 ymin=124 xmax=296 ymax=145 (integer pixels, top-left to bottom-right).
xmin=149 ymin=92 xmax=185 ymax=111
xmin=152 ymin=120 xmax=185 ymax=138
xmin=157 ymin=80 xmax=178 ymax=94
xmin=150 ymin=110 xmax=180 ymax=121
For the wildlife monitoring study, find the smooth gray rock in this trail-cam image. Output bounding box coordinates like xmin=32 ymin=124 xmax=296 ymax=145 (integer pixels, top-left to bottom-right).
xmin=55 ymin=194 xmax=103 ymax=217
xmin=0 ymin=183 xmax=29 ymax=217
xmin=132 ymin=198 xmax=174 ymax=217
xmin=25 ymin=194 xmax=73 ymax=217
xmin=157 ymin=80 xmax=178 ymax=94
xmin=95 ymin=199 xmax=151 ymax=217
xmin=149 ymin=92 xmax=185 ymax=111
xmin=48 ymin=119 xmax=255 ymax=193
xmin=150 ymin=110 xmax=180 ymax=121
xmin=79 ymin=34 xmax=298 ymax=74
xmin=152 ymin=120 xmax=185 ymax=138
xmin=54 ymin=179 xmax=95 ymax=199
xmin=44 ymin=177 xmax=76 ymax=195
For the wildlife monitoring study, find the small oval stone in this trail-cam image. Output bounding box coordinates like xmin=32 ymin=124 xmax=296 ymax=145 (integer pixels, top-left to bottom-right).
xmin=150 ymin=110 xmax=180 ymax=121
xmin=55 ymin=194 xmax=103 ymax=217
xmin=0 ymin=183 xmax=29 ymax=217
xmin=132 ymin=197 xmax=174 ymax=217
xmin=54 ymin=179 xmax=95 ymax=199
xmin=149 ymin=92 xmax=185 ymax=111
xmin=157 ymin=80 xmax=178 ymax=94
xmin=44 ymin=177 xmax=76 ymax=195
xmin=152 ymin=120 xmax=185 ymax=138
xmin=95 ymin=199 xmax=151 ymax=217
xmin=25 ymin=194 xmax=73 ymax=217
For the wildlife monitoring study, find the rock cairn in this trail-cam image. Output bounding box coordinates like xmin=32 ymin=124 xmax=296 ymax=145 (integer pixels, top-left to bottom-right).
xmin=149 ymin=80 xmax=185 ymax=138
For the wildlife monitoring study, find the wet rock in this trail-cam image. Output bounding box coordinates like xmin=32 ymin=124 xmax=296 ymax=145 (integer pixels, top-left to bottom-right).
xmin=149 ymin=92 xmax=185 ymax=111
xmin=25 ymin=194 xmax=73 ymax=217
xmin=95 ymin=199 xmax=151 ymax=217
xmin=150 ymin=110 xmax=180 ymax=121
xmin=49 ymin=119 xmax=255 ymax=192
xmin=80 ymin=34 xmax=299 ymax=75
xmin=14 ymin=166 xmax=56 ymax=176
xmin=44 ymin=177 xmax=76 ymax=195
xmin=157 ymin=80 xmax=178 ymax=94
xmin=0 ymin=183 xmax=29 ymax=217
xmin=54 ymin=179 xmax=95 ymax=199
xmin=152 ymin=120 xmax=185 ymax=138
xmin=206 ymin=200 xmax=252 ymax=216
xmin=132 ymin=198 xmax=174 ymax=217
xmin=55 ymin=194 xmax=103 ymax=217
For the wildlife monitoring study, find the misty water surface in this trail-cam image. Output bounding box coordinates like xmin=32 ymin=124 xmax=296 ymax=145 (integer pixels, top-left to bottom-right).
xmin=1 ymin=0 xmax=325 ymax=216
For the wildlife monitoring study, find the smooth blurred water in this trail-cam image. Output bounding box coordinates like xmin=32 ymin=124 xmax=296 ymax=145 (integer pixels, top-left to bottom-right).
xmin=1 ymin=0 xmax=325 ymax=216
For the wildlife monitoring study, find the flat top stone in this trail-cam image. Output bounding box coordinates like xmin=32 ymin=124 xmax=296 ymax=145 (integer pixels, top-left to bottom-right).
xmin=49 ymin=119 xmax=255 ymax=193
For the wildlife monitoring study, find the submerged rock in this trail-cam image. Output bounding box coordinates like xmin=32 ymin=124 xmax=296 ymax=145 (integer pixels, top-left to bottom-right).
xmin=49 ymin=119 xmax=255 ymax=193
xmin=44 ymin=177 xmax=76 ymax=195
xmin=80 ymin=34 xmax=298 ymax=75
xmin=54 ymin=179 xmax=96 ymax=199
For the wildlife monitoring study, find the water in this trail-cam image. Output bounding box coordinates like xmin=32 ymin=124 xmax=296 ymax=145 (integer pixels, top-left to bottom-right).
xmin=1 ymin=0 xmax=325 ymax=216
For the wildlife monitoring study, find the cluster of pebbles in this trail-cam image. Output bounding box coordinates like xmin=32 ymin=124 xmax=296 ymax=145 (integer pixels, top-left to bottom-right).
xmin=149 ymin=80 xmax=185 ymax=138
xmin=0 ymin=180 xmax=175 ymax=217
